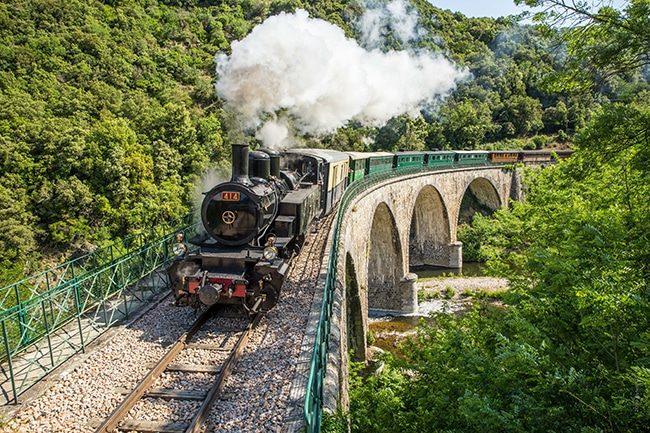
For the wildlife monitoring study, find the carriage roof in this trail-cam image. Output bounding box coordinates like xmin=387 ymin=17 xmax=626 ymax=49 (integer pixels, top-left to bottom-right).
xmin=284 ymin=148 xmax=349 ymax=163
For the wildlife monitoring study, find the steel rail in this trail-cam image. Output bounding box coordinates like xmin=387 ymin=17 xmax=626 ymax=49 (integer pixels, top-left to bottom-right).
xmin=187 ymin=312 xmax=263 ymax=433
xmin=94 ymin=305 xmax=219 ymax=433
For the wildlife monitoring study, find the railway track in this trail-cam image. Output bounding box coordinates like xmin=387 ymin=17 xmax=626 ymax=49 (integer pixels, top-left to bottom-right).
xmin=0 ymin=212 xmax=335 ymax=433
xmin=93 ymin=307 xmax=263 ymax=433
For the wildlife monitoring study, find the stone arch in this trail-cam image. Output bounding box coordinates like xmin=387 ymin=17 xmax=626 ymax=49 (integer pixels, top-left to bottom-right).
xmin=458 ymin=177 xmax=502 ymax=224
xmin=367 ymin=202 xmax=403 ymax=311
xmin=409 ymin=185 xmax=452 ymax=268
xmin=345 ymin=253 xmax=365 ymax=362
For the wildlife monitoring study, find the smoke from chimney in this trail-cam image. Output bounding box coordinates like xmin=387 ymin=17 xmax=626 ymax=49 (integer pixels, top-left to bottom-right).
xmin=215 ymin=3 xmax=467 ymax=148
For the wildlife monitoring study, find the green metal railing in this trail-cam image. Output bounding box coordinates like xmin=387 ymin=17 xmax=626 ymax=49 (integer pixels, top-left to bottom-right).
xmin=0 ymin=214 xmax=198 ymax=404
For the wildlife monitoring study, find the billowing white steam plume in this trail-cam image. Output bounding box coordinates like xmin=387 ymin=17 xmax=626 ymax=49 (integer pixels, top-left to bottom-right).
xmin=357 ymin=0 xmax=425 ymax=50
xmin=215 ymin=6 xmax=466 ymax=148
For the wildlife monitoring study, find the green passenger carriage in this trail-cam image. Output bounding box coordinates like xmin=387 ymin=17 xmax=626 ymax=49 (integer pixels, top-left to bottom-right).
xmin=424 ymin=151 xmax=455 ymax=167
xmin=346 ymin=152 xmax=369 ymax=184
xmin=393 ymin=151 xmax=425 ymax=169
xmin=455 ymin=150 xmax=489 ymax=165
xmin=366 ymin=152 xmax=394 ymax=175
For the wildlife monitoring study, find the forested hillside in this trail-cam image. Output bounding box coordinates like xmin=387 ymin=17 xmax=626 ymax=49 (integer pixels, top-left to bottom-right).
xmin=1 ymin=0 xmax=647 ymax=286
xmin=343 ymin=1 xmax=650 ymax=432
xmin=0 ymin=0 xmax=259 ymax=284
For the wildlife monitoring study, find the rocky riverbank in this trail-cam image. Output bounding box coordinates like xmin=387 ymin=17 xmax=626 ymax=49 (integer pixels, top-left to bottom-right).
xmin=417 ymin=275 xmax=509 ymax=298
xmin=369 ymin=276 xmax=510 ymax=354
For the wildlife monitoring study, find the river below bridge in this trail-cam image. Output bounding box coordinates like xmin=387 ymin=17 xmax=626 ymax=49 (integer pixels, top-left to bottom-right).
xmin=368 ymin=264 xmax=509 ymax=356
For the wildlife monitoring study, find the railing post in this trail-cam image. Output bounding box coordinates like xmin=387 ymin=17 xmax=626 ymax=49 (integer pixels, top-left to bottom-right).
xmin=122 ymin=262 xmax=130 ymax=320
xmin=101 ymin=271 xmax=110 ymax=327
xmin=13 ymin=284 xmax=29 ymax=346
xmin=2 ymin=320 xmax=18 ymax=404
xmin=42 ymin=300 xmax=54 ymax=367
xmin=17 ymin=304 xmax=28 ymax=347
xmin=73 ymin=281 xmax=86 ymax=353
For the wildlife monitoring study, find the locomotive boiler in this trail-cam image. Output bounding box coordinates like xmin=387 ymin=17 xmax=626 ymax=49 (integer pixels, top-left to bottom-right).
xmin=167 ymin=143 xmax=320 ymax=312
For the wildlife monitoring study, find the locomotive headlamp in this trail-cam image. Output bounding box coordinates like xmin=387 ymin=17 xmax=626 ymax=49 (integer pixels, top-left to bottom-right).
xmin=263 ymin=235 xmax=278 ymax=261
xmin=263 ymin=247 xmax=278 ymax=260
xmin=172 ymin=233 xmax=187 ymax=257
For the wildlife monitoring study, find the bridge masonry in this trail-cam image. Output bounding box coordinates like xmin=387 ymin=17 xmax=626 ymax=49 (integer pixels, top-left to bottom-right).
xmin=321 ymin=165 xmax=524 ymax=416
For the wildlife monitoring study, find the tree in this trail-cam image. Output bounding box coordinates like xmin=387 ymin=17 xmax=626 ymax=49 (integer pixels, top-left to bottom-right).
xmin=542 ymin=100 xmax=568 ymax=133
xmin=0 ymin=185 xmax=38 ymax=262
xmin=442 ymin=99 xmax=497 ymax=148
xmin=496 ymin=94 xmax=544 ymax=137
xmin=374 ymin=115 xmax=431 ymax=151
xmin=516 ymin=0 xmax=650 ymax=91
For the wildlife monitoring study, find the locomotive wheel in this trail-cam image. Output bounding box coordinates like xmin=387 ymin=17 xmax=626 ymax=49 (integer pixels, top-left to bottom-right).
xmin=284 ymin=238 xmax=302 ymax=260
xmin=289 ymin=244 xmax=301 ymax=259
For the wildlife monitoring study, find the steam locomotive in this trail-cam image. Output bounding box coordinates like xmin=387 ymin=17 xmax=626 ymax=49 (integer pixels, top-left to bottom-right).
xmin=167 ymin=144 xmax=349 ymax=312
xmin=167 ymin=144 xmax=570 ymax=312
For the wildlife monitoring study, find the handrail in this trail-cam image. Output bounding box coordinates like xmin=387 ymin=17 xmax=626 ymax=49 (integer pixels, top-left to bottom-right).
xmin=0 ymin=213 xmax=196 ymax=315
xmin=0 ymin=213 xmax=199 ymax=404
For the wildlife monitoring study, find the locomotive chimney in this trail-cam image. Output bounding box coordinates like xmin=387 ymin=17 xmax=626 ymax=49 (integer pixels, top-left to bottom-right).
xmin=231 ymin=143 xmax=252 ymax=185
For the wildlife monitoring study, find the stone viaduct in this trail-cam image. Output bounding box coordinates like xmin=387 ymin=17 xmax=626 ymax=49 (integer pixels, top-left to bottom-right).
xmin=321 ymin=165 xmax=524 ymax=413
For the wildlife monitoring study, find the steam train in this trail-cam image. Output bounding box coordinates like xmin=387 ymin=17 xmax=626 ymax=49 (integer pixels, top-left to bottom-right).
xmin=167 ymin=144 xmax=349 ymax=312
xmin=167 ymin=144 xmax=570 ymax=312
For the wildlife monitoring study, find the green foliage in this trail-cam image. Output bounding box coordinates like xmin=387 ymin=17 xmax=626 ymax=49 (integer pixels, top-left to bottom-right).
xmin=531 ymin=135 xmax=546 ymax=149
xmin=366 ymin=329 xmax=375 ymax=346
xmin=417 ymin=290 xmax=440 ymax=302
xmin=458 ymin=208 xmax=527 ymax=273
xmin=496 ymin=94 xmax=544 ymax=137
xmin=352 ymin=284 xmax=650 ymax=432
xmin=464 ymin=288 xmax=508 ymax=301
xmin=0 ymin=184 xmax=39 ymax=262
xmin=441 ymin=99 xmax=497 ymax=149
xmin=442 ymin=285 xmax=455 ymax=299
xmin=322 ymin=408 xmax=348 ymax=433
xmin=524 ymin=0 xmax=650 ymax=88
xmin=349 ymin=359 xmax=409 ymax=432
xmin=374 ymin=114 xmax=433 ymax=151
xmin=0 ymin=0 xmax=247 ymax=277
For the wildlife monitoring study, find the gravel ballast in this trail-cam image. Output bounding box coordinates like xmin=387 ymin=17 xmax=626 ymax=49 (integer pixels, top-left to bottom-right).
xmin=0 ymin=218 xmax=331 ymax=433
